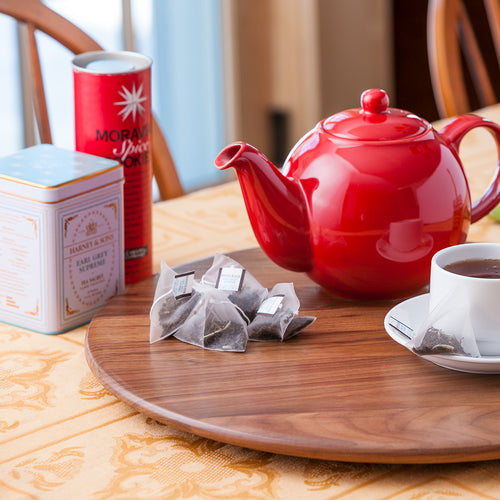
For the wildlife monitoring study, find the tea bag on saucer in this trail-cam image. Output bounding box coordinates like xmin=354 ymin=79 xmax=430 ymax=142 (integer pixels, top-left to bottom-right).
xmin=174 ymin=282 xmax=248 ymax=352
xmin=410 ymin=288 xmax=480 ymax=357
xmin=201 ymin=253 xmax=268 ymax=323
xmin=149 ymin=260 xmax=200 ymax=343
xmin=248 ymin=282 xmax=315 ymax=341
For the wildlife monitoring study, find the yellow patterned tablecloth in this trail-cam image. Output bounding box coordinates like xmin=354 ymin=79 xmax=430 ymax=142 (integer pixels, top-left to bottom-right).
xmin=3 ymin=106 xmax=500 ymax=499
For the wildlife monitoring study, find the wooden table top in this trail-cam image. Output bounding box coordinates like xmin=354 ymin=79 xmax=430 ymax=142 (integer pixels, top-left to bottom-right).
xmin=86 ymin=247 xmax=500 ymax=464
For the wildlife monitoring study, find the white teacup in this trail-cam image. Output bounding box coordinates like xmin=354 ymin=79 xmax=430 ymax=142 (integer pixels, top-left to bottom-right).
xmin=430 ymin=243 xmax=500 ymax=356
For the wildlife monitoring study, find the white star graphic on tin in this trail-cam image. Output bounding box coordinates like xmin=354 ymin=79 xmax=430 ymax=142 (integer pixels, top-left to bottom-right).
xmin=114 ymin=82 xmax=147 ymax=121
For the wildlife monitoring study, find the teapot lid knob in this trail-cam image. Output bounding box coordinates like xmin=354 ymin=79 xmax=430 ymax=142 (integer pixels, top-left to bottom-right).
xmin=361 ymin=88 xmax=389 ymax=114
xmin=322 ymin=88 xmax=430 ymax=140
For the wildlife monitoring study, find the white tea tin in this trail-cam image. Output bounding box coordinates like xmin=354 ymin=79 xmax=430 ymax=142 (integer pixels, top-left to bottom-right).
xmin=0 ymin=144 xmax=124 ymax=333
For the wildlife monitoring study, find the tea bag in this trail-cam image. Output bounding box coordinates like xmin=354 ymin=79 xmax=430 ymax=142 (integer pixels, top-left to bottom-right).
xmin=201 ymin=253 xmax=268 ymax=322
xmin=248 ymin=283 xmax=314 ymax=341
xmin=174 ymin=282 xmax=248 ymax=352
xmin=282 ymin=315 xmax=317 ymax=341
xmin=150 ymin=260 xmax=199 ymax=343
xmin=411 ymin=288 xmax=480 ymax=357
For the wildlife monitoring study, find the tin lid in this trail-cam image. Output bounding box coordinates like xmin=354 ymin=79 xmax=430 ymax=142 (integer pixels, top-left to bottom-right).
xmin=72 ymin=51 xmax=152 ymax=74
xmin=0 ymin=144 xmax=123 ymax=203
xmin=86 ymin=59 xmax=135 ymax=73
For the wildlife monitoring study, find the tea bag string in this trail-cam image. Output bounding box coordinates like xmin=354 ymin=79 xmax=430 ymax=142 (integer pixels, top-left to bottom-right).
xmin=200 ymin=275 xmax=214 ymax=286
xmin=211 ymin=295 xmax=250 ymax=324
xmin=205 ymin=296 xmax=243 ymax=338
xmin=150 ymin=290 xmax=175 ymax=317
xmin=204 ymin=320 xmax=232 ymax=339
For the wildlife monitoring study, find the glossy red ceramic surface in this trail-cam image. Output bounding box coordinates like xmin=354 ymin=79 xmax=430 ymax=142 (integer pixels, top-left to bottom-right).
xmin=215 ymin=89 xmax=500 ymax=299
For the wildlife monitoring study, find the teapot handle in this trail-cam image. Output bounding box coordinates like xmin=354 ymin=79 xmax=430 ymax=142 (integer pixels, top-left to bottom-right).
xmin=439 ymin=114 xmax=500 ymax=223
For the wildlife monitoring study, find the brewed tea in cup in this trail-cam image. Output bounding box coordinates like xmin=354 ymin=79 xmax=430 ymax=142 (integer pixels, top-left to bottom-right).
xmin=430 ymin=243 xmax=500 ymax=355
xmin=444 ymin=258 xmax=500 ymax=279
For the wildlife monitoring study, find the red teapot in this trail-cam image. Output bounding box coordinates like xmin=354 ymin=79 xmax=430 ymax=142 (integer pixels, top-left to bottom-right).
xmin=215 ymin=89 xmax=500 ymax=300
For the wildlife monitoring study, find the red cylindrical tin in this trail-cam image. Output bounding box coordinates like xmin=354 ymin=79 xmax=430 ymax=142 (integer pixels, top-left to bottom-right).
xmin=73 ymin=51 xmax=152 ymax=285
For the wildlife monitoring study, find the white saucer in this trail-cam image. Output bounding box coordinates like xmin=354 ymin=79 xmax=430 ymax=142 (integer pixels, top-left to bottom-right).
xmin=384 ymin=293 xmax=500 ymax=374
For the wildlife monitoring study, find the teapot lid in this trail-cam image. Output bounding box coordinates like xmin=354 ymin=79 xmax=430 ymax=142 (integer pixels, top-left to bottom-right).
xmin=322 ymin=89 xmax=430 ymax=141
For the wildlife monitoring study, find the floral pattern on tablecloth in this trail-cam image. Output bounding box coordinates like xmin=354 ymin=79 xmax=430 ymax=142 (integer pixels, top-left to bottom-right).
xmin=0 ymin=350 xmax=71 ymax=410
xmin=3 ymin=177 xmax=500 ymax=499
xmin=95 ymin=430 xmax=276 ymax=499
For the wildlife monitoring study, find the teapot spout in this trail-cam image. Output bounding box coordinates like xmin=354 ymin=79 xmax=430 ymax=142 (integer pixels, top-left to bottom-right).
xmin=215 ymin=142 xmax=313 ymax=272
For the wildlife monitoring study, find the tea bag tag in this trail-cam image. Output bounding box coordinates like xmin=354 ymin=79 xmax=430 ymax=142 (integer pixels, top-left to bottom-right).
xmin=388 ymin=316 xmax=414 ymax=339
xmin=173 ymin=271 xmax=195 ymax=299
xmin=215 ymin=267 xmax=246 ymax=292
xmin=257 ymin=294 xmax=285 ymax=316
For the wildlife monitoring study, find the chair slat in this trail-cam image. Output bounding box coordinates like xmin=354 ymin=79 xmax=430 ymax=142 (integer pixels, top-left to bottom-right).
xmin=26 ymin=23 xmax=52 ymax=144
xmin=428 ymin=0 xmax=500 ymax=118
xmin=458 ymin=2 xmax=497 ymax=108
xmin=485 ymin=0 xmax=500 ymax=65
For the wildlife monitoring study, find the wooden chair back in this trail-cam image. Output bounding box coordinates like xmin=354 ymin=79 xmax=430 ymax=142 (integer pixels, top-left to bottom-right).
xmin=0 ymin=0 xmax=183 ymax=200
xmin=427 ymin=0 xmax=500 ymax=117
